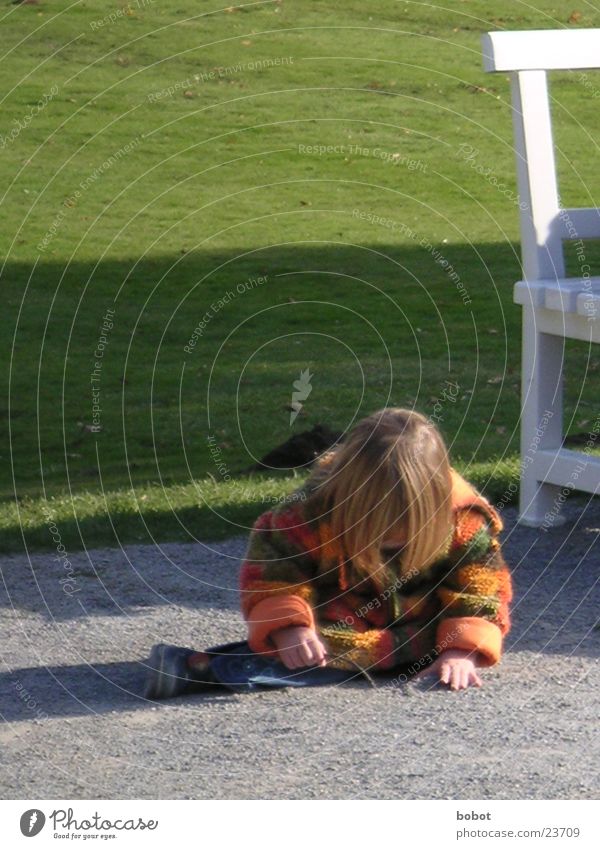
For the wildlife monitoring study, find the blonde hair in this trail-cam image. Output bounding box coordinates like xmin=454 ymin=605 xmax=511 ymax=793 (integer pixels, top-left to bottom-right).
xmin=306 ymin=408 xmax=453 ymax=589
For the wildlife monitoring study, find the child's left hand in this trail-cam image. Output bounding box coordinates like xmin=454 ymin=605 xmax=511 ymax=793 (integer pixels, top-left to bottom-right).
xmin=415 ymin=648 xmax=483 ymax=690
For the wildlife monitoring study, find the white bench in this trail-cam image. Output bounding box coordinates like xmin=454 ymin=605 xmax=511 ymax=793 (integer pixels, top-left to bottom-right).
xmin=482 ymin=29 xmax=600 ymax=526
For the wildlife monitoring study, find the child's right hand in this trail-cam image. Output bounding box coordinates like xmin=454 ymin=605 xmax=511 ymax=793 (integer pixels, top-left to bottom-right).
xmin=271 ymin=625 xmax=328 ymax=669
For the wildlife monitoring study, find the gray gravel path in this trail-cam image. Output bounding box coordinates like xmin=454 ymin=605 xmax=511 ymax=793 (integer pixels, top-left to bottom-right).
xmin=1 ymin=500 xmax=599 ymax=799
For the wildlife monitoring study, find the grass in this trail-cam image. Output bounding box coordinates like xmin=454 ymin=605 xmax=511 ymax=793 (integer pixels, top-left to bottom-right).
xmin=3 ymin=457 xmax=526 ymax=554
xmin=2 ymin=1 xmax=600 ymax=553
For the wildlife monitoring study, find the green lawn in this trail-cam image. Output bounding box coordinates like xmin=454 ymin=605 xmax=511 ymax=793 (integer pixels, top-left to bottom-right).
xmin=2 ymin=1 xmax=600 ymax=553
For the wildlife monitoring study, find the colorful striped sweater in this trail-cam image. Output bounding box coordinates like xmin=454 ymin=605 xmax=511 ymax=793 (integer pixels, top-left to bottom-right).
xmin=239 ymin=467 xmax=513 ymax=672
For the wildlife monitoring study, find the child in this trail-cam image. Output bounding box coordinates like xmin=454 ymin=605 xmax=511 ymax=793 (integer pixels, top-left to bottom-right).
xmin=144 ymin=407 xmax=513 ymax=698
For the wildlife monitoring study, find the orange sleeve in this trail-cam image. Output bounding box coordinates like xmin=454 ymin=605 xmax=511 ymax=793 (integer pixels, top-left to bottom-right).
xmin=246 ymin=594 xmax=316 ymax=655
xmin=436 ymin=616 xmax=503 ymax=667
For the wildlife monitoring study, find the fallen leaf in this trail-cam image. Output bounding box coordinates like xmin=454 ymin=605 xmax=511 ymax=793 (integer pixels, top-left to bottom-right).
xmin=465 ymin=84 xmax=495 ymax=94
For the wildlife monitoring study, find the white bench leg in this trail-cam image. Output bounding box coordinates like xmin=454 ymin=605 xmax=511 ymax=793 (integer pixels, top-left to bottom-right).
xmin=518 ymin=306 xmax=566 ymax=527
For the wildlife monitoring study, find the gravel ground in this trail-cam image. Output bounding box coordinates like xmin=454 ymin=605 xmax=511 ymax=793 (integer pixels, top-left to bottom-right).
xmin=1 ymin=500 xmax=599 ymax=800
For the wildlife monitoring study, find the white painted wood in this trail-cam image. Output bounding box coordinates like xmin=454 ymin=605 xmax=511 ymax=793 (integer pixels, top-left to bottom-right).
xmin=545 ymin=281 xmax=588 ymax=312
xmin=510 ymin=71 xmax=564 ymax=281
xmin=558 ymin=208 xmax=600 ymax=241
xmin=513 ymin=280 xmax=549 ymax=308
xmin=514 ymin=304 xmax=600 ymax=343
xmin=577 ymin=291 xmax=600 ymax=319
xmin=532 ymin=448 xmax=600 ymax=494
xmin=545 ymin=279 xmax=600 ymax=312
xmin=518 ymin=308 xmax=566 ymax=527
xmin=484 ymin=31 xmax=600 ymax=525
xmin=482 ymin=29 xmax=600 ymax=72
xmin=514 ymin=278 xmax=600 ymax=312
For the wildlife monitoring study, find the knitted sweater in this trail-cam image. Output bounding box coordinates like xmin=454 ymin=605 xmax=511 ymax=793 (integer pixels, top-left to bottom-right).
xmin=239 ymin=466 xmax=513 ymax=671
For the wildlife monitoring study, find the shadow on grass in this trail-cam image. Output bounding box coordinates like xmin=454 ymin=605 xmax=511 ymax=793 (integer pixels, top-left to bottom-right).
xmin=4 ymin=241 xmax=523 ymax=502
xmin=1 ymin=459 xmax=527 ymax=562
xmin=1 ymin=484 xmax=296 ymax=554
